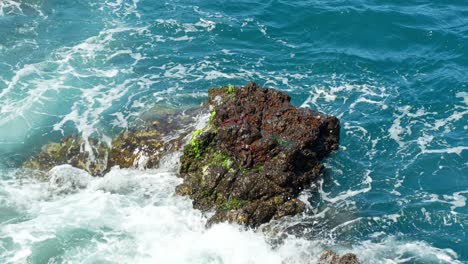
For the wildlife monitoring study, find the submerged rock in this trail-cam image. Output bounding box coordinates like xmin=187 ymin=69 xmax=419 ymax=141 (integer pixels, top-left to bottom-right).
xmin=23 ymin=137 xmax=109 ymax=177
xmin=177 ymin=83 xmax=340 ymax=227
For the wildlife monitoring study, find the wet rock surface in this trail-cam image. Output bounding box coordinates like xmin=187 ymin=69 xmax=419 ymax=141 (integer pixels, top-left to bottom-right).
xmin=23 ymin=82 xmax=340 ymax=229
xmin=23 ymin=107 xmax=202 ymax=176
xmin=318 ymin=250 xmax=360 ymax=264
xmin=108 ymin=129 xmax=166 ymax=169
xmin=108 ymin=108 xmax=200 ymax=169
xmin=23 ymin=137 xmax=109 ymax=176
xmin=20 ymin=83 xmax=353 ymax=260
xmin=177 ymin=83 xmax=340 ymax=227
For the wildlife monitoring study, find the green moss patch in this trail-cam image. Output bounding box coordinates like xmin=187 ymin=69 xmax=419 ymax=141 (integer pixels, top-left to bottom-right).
xmin=222 ymin=197 xmax=246 ymax=210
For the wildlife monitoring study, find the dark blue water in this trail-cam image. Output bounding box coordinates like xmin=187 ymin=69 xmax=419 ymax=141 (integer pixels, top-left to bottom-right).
xmin=0 ymin=0 xmax=467 ymax=263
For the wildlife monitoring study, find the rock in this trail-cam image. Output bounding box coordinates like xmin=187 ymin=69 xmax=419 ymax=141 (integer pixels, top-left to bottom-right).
xmin=108 ymin=129 xmax=165 ymax=169
xmin=139 ymin=102 xmax=179 ymax=122
xmin=108 ymin=107 xmax=203 ymax=169
xmin=47 ymin=164 xmax=92 ymax=194
xmin=318 ymin=250 xmax=340 ymax=264
xmin=177 ymin=82 xmax=340 ymax=227
xmin=108 ymin=128 xmax=186 ymax=169
xmin=318 ymin=250 xmax=359 ymax=264
xmin=23 ymin=106 xmax=203 ymax=175
xmin=339 ymin=253 xmax=360 ymax=264
xmin=23 ymin=137 xmax=109 ymax=177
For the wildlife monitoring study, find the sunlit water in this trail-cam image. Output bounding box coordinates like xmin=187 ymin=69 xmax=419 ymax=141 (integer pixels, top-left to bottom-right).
xmin=0 ymin=0 xmax=467 ymax=263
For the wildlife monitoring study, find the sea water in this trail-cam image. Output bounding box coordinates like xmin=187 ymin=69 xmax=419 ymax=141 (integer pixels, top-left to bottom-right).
xmin=0 ymin=0 xmax=467 ymax=263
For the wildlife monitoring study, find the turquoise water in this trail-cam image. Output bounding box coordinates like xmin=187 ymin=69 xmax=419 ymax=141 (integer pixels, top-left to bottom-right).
xmin=0 ymin=0 xmax=467 ymax=263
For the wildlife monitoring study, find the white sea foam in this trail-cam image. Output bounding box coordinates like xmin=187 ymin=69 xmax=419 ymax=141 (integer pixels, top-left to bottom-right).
xmin=1 ymin=153 xmax=313 ymax=263
xmin=302 ymin=81 xmax=388 ymax=113
xmin=298 ymin=76 xmax=465 ymax=166
xmin=155 ymin=18 xmax=216 ymax=33
xmin=319 ymin=170 xmax=373 ymax=204
xmin=0 ymin=160 xmax=461 ymax=263
xmin=47 ymin=165 xmax=92 ymax=194
xmin=0 ymin=21 xmax=150 ymax=148
xmin=455 ymin=91 xmax=468 ymax=105
xmin=423 ymin=146 xmax=468 ymax=155
xmin=103 ymin=0 xmax=141 ymax=18
xmin=423 ymin=191 xmax=468 ymax=213
xmin=0 ymin=0 xmax=21 ymax=16
xmin=386 ymin=93 xmax=467 ymax=156
xmin=353 ymin=236 xmax=462 ymax=264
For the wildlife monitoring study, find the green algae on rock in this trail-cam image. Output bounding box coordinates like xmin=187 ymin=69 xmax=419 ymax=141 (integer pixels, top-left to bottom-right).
xmin=177 ymin=82 xmax=340 ymax=227
xmin=23 ymin=105 xmax=203 ymax=175
xmin=23 ymin=137 xmax=109 ymax=177
xmin=108 ymin=128 xmax=186 ymax=169
xmin=108 ymin=129 xmax=164 ymax=169
xmin=107 ymin=106 xmax=204 ymax=170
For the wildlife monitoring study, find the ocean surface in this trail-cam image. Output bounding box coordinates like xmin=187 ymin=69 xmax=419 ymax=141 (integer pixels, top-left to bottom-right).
xmin=0 ymin=0 xmax=467 ymax=263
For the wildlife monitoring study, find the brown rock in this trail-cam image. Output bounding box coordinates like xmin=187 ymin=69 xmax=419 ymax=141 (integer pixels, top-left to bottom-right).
xmin=178 ymin=82 xmax=340 ymax=227
xmin=339 ymin=253 xmax=360 ymax=264
xmin=318 ymin=251 xmax=359 ymax=264
xmin=319 ymin=250 xmax=340 ymax=264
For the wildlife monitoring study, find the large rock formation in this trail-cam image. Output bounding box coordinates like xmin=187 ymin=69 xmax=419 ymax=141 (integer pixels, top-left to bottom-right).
xmin=23 ymin=82 xmax=341 ymax=229
xmin=21 ymin=82 xmax=352 ymax=259
xmin=177 ymin=83 xmax=340 ymax=227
